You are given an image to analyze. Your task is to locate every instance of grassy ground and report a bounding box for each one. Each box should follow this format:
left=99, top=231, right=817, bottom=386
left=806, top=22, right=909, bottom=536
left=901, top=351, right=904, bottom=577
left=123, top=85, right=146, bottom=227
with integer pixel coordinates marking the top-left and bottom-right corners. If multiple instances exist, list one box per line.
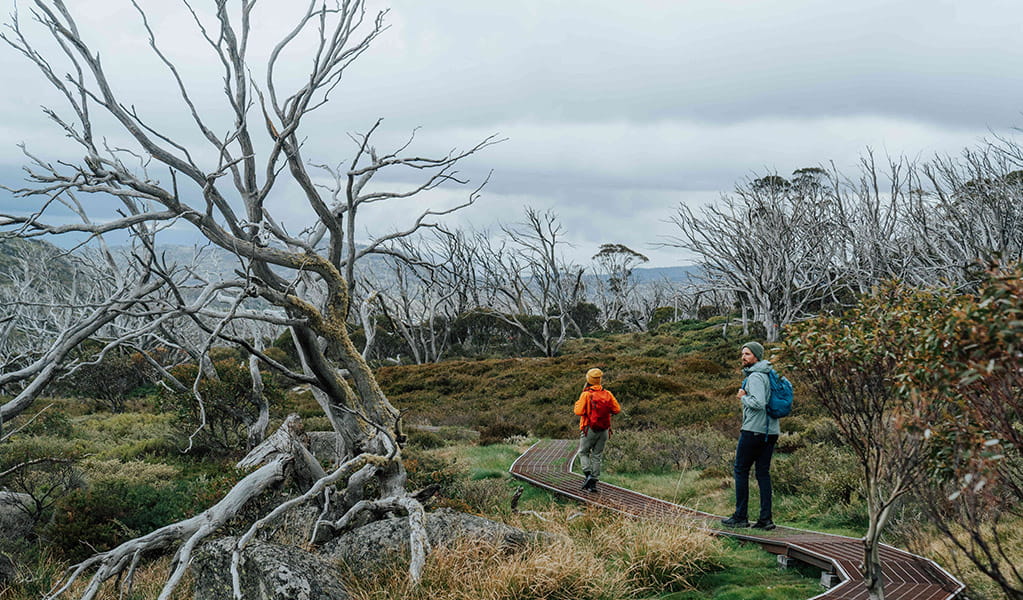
left=406, top=441, right=824, bottom=600
left=2, top=319, right=1015, bottom=599
left=662, top=538, right=822, bottom=600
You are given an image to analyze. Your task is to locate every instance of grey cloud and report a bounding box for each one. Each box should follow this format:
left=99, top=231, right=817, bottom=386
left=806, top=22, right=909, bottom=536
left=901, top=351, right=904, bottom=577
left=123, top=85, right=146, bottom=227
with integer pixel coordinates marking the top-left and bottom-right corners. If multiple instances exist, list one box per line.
left=1, top=0, right=1018, bottom=267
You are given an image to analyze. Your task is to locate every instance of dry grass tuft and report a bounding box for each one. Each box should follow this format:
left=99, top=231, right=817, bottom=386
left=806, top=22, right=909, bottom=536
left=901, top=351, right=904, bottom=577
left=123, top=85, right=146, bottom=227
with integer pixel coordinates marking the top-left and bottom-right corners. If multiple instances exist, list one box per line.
left=344, top=508, right=723, bottom=600
left=591, top=516, right=724, bottom=593
left=3, top=555, right=193, bottom=600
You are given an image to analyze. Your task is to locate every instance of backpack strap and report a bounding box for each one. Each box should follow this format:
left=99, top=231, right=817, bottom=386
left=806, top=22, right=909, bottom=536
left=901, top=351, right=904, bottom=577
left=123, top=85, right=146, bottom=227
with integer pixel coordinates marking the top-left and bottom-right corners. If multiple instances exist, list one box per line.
left=581, top=387, right=593, bottom=435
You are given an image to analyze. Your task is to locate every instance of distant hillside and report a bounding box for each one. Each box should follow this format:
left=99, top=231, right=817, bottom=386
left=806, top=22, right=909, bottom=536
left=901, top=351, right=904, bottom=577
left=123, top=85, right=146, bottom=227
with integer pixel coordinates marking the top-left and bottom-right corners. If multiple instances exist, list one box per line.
left=137, top=244, right=702, bottom=288
left=0, top=237, right=77, bottom=286
left=629, top=265, right=702, bottom=283
left=3, top=241, right=702, bottom=301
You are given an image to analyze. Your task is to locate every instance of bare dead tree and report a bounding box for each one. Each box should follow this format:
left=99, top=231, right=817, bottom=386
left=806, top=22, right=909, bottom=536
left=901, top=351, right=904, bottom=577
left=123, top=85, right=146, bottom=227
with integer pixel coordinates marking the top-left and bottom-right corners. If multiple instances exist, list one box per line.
left=666, top=170, right=844, bottom=342
left=368, top=230, right=482, bottom=364
left=0, top=236, right=170, bottom=429
left=478, top=208, right=585, bottom=357
left=918, top=144, right=1023, bottom=284
left=0, top=1, right=496, bottom=597
left=591, top=243, right=648, bottom=329
left=624, top=276, right=674, bottom=331
left=831, top=152, right=928, bottom=294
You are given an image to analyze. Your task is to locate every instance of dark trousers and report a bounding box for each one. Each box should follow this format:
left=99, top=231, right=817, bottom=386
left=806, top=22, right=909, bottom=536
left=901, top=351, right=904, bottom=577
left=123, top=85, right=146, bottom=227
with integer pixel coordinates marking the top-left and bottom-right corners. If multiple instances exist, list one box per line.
left=732, top=430, right=778, bottom=521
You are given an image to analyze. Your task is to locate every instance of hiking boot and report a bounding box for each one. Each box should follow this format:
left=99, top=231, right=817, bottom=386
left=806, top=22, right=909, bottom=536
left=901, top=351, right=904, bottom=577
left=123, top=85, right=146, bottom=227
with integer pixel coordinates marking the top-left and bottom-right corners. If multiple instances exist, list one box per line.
left=751, top=519, right=776, bottom=531
left=581, top=474, right=594, bottom=491
left=584, top=478, right=599, bottom=492
left=720, top=516, right=749, bottom=528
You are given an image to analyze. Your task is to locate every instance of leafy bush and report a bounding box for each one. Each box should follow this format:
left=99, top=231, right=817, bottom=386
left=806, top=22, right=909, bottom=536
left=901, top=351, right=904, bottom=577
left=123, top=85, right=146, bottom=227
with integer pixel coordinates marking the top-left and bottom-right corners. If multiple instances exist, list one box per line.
left=403, top=447, right=467, bottom=498
left=605, top=427, right=733, bottom=474
left=478, top=421, right=528, bottom=446
left=775, top=416, right=841, bottom=452
left=50, top=350, right=151, bottom=412
left=42, top=468, right=238, bottom=563
left=159, top=360, right=285, bottom=453
left=407, top=429, right=447, bottom=449
left=772, top=443, right=859, bottom=506
left=43, top=481, right=189, bottom=561
left=10, top=409, right=73, bottom=438
left=1, top=436, right=88, bottom=521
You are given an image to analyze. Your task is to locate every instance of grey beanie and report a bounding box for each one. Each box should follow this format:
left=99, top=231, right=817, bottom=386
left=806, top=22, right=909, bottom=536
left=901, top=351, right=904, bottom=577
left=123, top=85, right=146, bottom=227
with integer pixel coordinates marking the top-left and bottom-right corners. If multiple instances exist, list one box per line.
left=742, top=341, right=765, bottom=361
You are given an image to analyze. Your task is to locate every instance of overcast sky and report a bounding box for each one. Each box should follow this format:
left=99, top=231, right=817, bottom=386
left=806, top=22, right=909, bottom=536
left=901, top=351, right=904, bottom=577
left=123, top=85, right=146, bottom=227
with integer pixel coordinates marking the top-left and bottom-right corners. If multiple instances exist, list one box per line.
left=2, top=0, right=1022, bottom=267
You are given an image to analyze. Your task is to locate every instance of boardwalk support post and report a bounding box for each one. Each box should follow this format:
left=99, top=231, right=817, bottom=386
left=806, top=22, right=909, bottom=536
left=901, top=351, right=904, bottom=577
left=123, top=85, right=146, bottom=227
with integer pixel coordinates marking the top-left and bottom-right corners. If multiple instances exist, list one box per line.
left=820, top=571, right=840, bottom=588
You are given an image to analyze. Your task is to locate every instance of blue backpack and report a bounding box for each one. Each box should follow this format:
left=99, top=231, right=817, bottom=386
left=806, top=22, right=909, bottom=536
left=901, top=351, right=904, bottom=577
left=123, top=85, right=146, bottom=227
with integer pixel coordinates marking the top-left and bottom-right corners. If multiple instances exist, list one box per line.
left=765, top=369, right=793, bottom=419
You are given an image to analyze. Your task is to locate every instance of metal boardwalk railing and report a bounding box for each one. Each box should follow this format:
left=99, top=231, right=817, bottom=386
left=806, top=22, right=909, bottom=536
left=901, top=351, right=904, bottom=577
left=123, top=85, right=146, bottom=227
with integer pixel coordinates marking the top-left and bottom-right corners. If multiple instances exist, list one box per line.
left=509, top=438, right=964, bottom=600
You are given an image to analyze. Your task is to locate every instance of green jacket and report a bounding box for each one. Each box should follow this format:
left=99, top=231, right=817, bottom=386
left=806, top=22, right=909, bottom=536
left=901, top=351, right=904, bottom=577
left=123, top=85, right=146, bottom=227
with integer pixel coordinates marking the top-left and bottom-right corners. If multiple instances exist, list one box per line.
left=741, top=360, right=781, bottom=435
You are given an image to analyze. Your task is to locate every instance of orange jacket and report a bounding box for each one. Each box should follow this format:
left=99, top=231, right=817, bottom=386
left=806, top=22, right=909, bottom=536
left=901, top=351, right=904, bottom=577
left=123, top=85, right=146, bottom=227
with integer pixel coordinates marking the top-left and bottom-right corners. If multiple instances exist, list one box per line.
left=574, top=385, right=621, bottom=431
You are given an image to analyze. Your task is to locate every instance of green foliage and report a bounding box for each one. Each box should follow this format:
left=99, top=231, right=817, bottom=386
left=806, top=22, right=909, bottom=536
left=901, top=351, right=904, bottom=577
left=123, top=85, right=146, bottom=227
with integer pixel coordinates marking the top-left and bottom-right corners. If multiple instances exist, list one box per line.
left=773, top=416, right=842, bottom=452
left=903, top=263, right=1023, bottom=479
left=780, top=281, right=953, bottom=468
left=606, top=427, right=734, bottom=474
left=50, top=350, right=151, bottom=412
left=40, top=464, right=240, bottom=563
left=772, top=443, right=859, bottom=506
left=1, top=436, right=89, bottom=521
left=11, top=408, right=73, bottom=438
left=646, top=306, right=676, bottom=330
left=403, top=447, right=468, bottom=501
left=477, top=421, right=528, bottom=446
left=44, top=481, right=190, bottom=561
left=159, top=359, right=285, bottom=454
left=406, top=428, right=447, bottom=449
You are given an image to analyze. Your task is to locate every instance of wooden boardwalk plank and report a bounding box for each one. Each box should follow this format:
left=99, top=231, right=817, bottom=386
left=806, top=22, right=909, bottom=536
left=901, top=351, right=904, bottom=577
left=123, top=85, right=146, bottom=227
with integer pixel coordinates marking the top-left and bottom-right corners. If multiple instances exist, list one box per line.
left=510, top=439, right=964, bottom=600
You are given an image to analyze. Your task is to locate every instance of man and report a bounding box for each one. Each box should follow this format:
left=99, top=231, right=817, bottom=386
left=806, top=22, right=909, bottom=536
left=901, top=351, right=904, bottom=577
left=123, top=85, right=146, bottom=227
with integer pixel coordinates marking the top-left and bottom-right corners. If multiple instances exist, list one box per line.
left=721, top=341, right=779, bottom=530
left=574, top=367, right=621, bottom=493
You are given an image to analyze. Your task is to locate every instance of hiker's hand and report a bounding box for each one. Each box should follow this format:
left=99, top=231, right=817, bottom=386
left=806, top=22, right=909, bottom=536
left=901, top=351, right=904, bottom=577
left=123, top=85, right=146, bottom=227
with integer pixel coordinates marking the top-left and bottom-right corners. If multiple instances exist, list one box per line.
left=736, top=389, right=746, bottom=400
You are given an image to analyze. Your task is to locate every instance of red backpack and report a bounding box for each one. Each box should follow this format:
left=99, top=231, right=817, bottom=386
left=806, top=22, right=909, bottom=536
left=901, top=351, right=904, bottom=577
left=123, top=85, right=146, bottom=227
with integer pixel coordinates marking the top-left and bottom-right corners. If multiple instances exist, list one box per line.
left=584, top=388, right=616, bottom=433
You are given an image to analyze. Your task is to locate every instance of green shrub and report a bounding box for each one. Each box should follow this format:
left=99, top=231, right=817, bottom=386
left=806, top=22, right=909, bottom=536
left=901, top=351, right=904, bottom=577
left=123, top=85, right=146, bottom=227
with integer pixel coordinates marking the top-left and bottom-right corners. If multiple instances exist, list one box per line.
left=773, top=443, right=859, bottom=506
left=43, top=481, right=189, bottom=561
left=42, top=468, right=239, bottom=562
left=159, top=360, right=285, bottom=453
left=605, top=427, right=733, bottom=474
left=403, top=448, right=467, bottom=496
left=407, top=429, right=446, bottom=449
left=478, top=421, right=528, bottom=446
left=11, top=409, right=73, bottom=438
left=1, top=436, right=88, bottom=521
left=50, top=350, right=151, bottom=412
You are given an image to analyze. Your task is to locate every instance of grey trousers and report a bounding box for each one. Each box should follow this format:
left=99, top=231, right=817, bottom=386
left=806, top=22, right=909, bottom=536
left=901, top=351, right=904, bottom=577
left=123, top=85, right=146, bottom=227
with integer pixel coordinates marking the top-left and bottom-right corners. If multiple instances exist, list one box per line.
left=577, top=428, right=609, bottom=478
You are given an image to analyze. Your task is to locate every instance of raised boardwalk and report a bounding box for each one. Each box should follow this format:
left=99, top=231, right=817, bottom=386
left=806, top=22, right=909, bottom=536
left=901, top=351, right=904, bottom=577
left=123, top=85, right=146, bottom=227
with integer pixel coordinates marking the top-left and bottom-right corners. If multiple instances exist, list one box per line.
left=510, top=438, right=964, bottom=600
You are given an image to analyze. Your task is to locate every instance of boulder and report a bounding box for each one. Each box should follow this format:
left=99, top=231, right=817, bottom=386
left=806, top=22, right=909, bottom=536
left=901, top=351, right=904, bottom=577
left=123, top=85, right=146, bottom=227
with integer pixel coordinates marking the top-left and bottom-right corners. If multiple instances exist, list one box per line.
left=319, top=507, right=543, bottom=576
left=193, top=537, right=348, bottom=600
left=0, top=492, right=35, bottom=542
